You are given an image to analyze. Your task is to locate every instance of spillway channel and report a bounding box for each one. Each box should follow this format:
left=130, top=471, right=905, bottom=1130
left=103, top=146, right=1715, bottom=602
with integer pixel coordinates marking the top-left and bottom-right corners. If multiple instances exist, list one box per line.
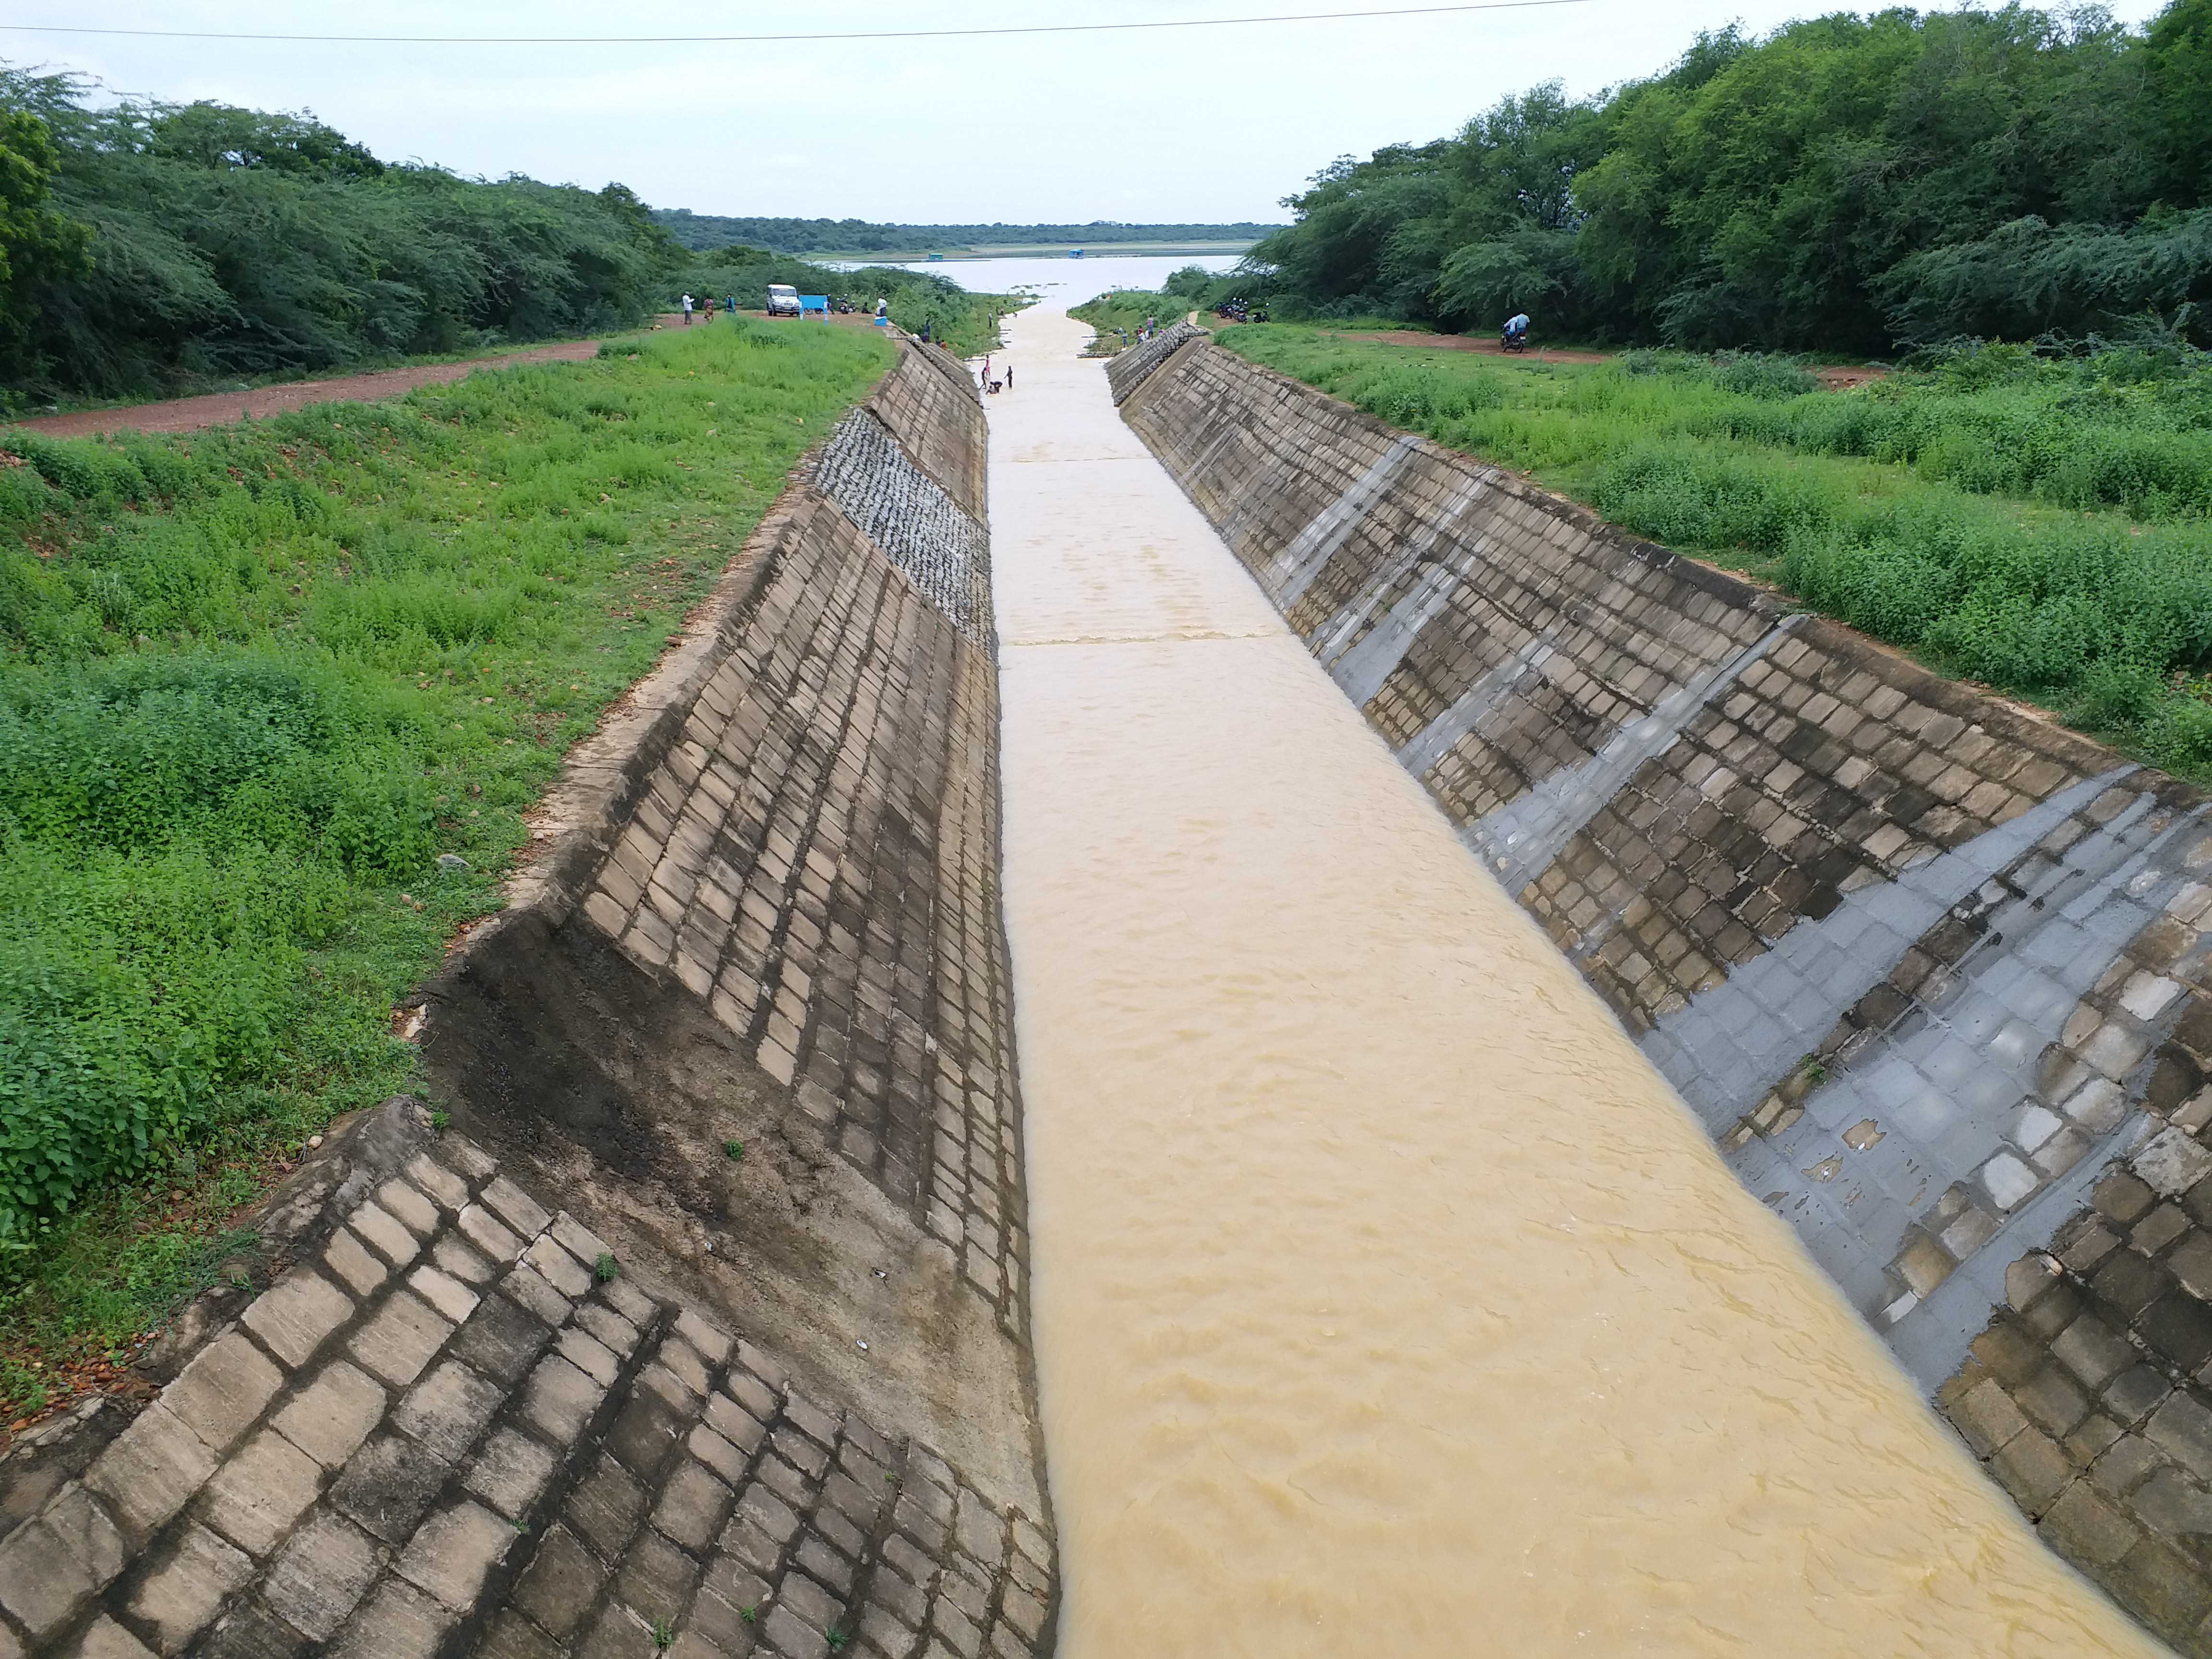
left=986, top=304, right=2162, bottom=1657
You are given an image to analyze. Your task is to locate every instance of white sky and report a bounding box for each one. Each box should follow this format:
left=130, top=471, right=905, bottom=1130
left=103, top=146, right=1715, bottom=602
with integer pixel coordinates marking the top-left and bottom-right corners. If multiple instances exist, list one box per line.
left=5, top=0, right=2176, bottom=225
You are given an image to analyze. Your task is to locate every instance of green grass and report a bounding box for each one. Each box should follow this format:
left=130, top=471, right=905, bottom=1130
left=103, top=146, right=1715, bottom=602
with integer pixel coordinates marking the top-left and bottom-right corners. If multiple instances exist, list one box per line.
left=1222, top=325, right=2212, bottom=779
left=0, top=316, right=893, bottom=1413
left=1069, top=290, right=1178, bottom=351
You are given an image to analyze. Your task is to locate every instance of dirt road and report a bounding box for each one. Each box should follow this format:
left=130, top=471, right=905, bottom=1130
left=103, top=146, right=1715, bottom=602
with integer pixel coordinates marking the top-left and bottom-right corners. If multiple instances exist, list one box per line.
left=13, top=340, right=605, bottom=439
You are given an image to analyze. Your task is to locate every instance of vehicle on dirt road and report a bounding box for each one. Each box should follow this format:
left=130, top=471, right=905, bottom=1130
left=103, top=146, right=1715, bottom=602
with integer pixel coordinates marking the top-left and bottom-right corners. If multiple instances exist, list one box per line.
left=766, top=284, right=800, bottom=317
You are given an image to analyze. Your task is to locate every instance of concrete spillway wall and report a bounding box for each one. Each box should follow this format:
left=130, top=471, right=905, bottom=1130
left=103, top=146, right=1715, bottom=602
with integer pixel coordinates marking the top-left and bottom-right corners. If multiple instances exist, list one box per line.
left=1117, top=334, right=2212, bottom=1648
left=0, top=342, right=1057, bottom=1659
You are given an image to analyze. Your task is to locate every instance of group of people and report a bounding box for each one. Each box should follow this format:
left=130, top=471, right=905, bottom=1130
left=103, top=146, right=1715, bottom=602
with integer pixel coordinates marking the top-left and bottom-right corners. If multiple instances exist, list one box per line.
left=978, top=354, right=1013, bottom=395
left=677, top=293, right=738, bottom=325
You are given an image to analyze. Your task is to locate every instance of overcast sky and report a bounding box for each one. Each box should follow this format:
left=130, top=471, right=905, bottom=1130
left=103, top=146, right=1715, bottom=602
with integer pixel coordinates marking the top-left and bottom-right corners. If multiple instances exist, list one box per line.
left=4, top=0, right=2177, bottom=225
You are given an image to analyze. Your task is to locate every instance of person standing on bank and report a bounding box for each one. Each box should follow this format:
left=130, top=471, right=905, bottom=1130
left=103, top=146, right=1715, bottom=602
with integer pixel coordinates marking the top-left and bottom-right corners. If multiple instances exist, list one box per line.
left=681, top=292, right=694, bottom=326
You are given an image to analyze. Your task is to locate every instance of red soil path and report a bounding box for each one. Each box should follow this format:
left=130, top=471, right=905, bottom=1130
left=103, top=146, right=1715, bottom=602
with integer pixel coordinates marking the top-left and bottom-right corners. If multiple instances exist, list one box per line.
left=16, top=340, right=605, bottom=439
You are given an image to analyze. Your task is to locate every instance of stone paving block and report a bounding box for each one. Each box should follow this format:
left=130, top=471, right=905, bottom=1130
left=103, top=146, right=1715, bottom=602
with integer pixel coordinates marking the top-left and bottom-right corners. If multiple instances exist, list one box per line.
left=377, top=1178, right=442, bottom=1239
left=550, top=1214, right=614, bottom=1269
left=568, top=1455, right=651, bottom=1558
left=272, top=1358, right=389, bottom=1468
left=673, top=1311, right=734, bottom=1365
left=465, top=1425, right=562, bottom=1519
left=512, top=1527, right=606, bottom=1637
left=451, top=1293, right=556, bottom=1386
left=525, top=1236, right=594, bottom=1299
left=735, top=1482, right=801, bottom=1549
left=262, top=1512, right=383, bottom=1641
left=203, top=1428, right=324, bottom=1556
left=691, top=1559, right=771, bottom=1647
left=330, top=1577, right=453, bottom=1659
left=349, top=1202, right=424, bottom=1270
left=1991, top=1424, right=2073, bottom=1515
left=332, top=1431, right=451, bottom=1545
left=193, top=1599, right=308, bottom=1659
left=407, top=1263, right=482, bottom=1325
left=438, top=1134, right=499, bottom=1183
left=397, top=1500, right=517, bottom=1611
left=659, top=1339, right=712, bottom=1397
left=2134, top=1467, right=2212, bottom=1538
left=613, top=1527, right=699, bottom=1623
left=761, top=1605, right=830, bottom=1659
left=558, top=1326, right=622, bottom=1387
left=689, top=1423, right=751, bottom=1483
left=458, top=1203, right=527, bottom=1264
left=159, top=1330, right=285, bottom=1455
left=481, top=1176, right=553, bottom=1240
left=348, top=1291, right=455, bottom=1388
left=796, top=1536, right=854, bottom=1594
left=241, top=1268, right=356, bottom=1369
left=477, top=1610, right=564, bottom=1659
left=0, top=1488, right=120, bottom=1636
left=2153, top=1395, right=2212, bottom=1484
left=576, top=1301, right=643, bottom=1360
left=84, top=1401, right=217, bottom=1539
left=575, top=1600, right=658, bottom=1659
left=73, top=1616, right=157, bottom=1659
left=431, top=1234, right=498, bottom=1288
left=653, top=1459, right=736, bottom=1551
left=391, top=1357, right=505, bottom=1460
left=405, top=1152, right=470, bottom=1212
left=601, top=1277, right=657, bottom=1328
left=325, top=1228, right=393, bottom=1298
left=127, top=1521, right=256, bottom=1653
left=725, top=1370, right=778, bottom=1424
left=520, top=1354, right=605, bottom=1443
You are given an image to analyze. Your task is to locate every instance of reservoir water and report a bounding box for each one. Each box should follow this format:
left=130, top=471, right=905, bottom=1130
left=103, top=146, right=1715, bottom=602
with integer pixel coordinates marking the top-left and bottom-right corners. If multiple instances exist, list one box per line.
left=841, top=252, right=1244, bottom=307
left=985, top=301, right=2161, bottom=1656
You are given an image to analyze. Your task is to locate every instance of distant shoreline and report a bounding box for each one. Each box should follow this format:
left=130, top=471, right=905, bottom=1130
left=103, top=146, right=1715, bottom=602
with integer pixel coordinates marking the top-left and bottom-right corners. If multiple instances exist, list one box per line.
left=811, top=242, right=1258, bottom=263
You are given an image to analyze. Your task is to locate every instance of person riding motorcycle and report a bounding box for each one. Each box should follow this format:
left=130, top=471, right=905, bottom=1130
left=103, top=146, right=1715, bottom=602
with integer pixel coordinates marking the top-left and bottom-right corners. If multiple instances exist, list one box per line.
left=1502, top=312, right=1531, bottom=352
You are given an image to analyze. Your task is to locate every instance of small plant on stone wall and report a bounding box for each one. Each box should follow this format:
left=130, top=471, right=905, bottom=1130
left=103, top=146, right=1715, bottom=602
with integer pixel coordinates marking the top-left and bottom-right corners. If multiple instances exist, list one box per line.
left=826, top=1629, right=851, bottom=1652
left=431, top=1110, right=451, bottom=1132
left=651, top=1617, right=675, bottom=1648
left=740, top=1607, right=758, bottom=1625
left=595, top=1251, right=620, bottom=1282
left=724, top=1139, right=745, bottom=1161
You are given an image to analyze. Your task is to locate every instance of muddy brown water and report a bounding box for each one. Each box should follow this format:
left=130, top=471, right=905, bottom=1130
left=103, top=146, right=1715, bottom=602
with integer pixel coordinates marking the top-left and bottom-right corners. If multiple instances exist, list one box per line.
left=985, top=305, right=2154, bottom=1656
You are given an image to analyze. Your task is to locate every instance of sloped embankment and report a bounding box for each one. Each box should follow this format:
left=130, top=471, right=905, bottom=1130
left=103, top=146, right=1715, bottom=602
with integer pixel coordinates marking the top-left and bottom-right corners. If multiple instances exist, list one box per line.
left=1112, top=330, right=2212, bottom=1651
left=0, top=341, right=1058, bottom=1659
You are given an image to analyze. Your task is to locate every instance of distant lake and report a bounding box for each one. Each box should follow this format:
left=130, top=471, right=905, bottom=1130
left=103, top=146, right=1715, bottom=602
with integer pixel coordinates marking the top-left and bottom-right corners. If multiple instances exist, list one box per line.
left=829, top=252, right=1249, bottom=309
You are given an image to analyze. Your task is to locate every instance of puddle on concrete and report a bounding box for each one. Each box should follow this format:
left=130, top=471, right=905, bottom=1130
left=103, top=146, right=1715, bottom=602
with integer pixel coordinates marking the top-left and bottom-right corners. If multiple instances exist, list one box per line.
left=986, top=306, right=2160, bottom=1656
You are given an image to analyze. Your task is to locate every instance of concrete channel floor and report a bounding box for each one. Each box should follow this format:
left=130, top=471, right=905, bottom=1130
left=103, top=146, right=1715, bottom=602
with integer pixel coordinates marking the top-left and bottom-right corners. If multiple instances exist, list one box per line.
left=982, top=305, right=2165, bottom=1658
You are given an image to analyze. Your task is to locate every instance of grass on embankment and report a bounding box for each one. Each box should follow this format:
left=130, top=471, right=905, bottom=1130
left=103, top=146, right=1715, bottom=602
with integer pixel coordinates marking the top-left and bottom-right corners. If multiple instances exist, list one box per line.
left=0, top=317, right=895, bottom=1418
left=1069, top=291, right=1186, bottom=350
left=1223, top=326, right=2212, bottom=781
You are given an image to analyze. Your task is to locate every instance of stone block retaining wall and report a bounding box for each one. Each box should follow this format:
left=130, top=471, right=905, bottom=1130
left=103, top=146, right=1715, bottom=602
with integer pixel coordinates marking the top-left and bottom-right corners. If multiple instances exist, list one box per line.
left=0, top=344, right=1056, bottom=1659
left=0, top=1104, right=1050, bottom=1659
left=1117, top=334, right=2212, bottom=1650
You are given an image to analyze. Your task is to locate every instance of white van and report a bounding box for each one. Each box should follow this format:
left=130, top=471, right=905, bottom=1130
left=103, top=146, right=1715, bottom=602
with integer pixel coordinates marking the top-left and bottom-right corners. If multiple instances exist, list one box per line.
left=766, top=285, right=800, bottom=318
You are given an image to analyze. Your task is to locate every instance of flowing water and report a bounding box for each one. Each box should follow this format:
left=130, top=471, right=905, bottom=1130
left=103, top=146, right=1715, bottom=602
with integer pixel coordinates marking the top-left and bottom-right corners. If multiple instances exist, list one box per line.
left=984, top=304, right=2163, bottom=1658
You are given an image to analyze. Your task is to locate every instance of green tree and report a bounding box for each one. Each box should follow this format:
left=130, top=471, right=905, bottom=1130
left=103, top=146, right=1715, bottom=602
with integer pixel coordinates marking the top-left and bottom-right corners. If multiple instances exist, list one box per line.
left=0, top=105, right=90, bottom=387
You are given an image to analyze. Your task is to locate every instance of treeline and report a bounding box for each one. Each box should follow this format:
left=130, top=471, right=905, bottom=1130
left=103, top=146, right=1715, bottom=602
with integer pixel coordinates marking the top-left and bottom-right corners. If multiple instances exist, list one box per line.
left=1249, top=1, right=2212, bottom=353
left=653, top=212, right=1282, bottom=253
left=0, top=71, right=1000, bottom=405
left=0, top=69, right=688, bottom=403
